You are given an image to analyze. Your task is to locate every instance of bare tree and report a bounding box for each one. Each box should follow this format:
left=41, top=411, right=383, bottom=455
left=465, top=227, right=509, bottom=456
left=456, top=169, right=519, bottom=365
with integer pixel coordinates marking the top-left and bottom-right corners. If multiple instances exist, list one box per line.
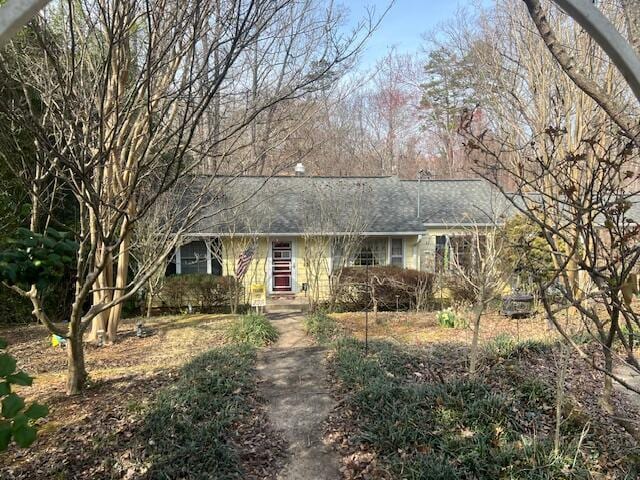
left=522, top=0, right=640, bottom=143
left=447, top=211, right=507, bottom=374
left=0, top=0, right=371, bottom=394
left=130, top=191, right=181, bottom=318
left=455, top=1, right=640, bottom=436
left=299, top=180, right=371, bottom=309
left=464, top=114, right=640, bottom=439
left=213, top=185, right=276, bottom=314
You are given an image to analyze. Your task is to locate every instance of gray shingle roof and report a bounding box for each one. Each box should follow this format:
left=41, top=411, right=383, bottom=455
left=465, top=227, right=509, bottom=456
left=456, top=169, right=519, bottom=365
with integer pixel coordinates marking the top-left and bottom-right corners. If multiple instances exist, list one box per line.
left=190, top=175, right=507, bottom=235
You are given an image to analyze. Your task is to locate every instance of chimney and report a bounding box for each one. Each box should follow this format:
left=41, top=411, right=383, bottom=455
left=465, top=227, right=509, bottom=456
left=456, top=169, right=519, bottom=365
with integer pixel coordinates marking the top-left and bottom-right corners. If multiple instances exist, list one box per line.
left=294, top=162, right=306, bottom=176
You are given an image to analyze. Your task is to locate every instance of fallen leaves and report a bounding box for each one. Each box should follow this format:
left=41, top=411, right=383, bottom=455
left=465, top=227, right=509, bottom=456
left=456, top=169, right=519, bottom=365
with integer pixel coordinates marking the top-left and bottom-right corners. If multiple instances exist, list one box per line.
left=0, top=314, right=285, bottom=479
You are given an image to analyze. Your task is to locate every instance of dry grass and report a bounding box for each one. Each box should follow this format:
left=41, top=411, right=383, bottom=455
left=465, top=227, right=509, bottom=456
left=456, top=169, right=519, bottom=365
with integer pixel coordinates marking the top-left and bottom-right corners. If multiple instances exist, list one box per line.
left=0, top=314, right=240, bottom=479
left=2, top=314, right=234, bottom=389
left=330, top=310, right=573, bottom=347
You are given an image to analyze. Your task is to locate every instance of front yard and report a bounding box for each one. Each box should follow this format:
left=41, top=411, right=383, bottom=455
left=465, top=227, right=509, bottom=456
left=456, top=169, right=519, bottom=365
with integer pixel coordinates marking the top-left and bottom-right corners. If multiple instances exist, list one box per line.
left=331, top=310, right=563, bottom=347
left=323, top=310, right=640, bottom=479
left=0, top=314, right=285, bottom=479
left=3, top=308, right=640, bottom=479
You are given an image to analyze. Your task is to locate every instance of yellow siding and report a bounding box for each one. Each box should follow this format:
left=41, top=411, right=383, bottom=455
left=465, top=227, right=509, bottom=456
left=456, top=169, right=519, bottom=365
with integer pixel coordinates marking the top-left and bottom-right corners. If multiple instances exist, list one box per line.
left=221, top=236, right=333, bottom=301
left=220, top=234, right=429, bottom=302
left=296, top=237, right=332, bottom=301
left=221, top=237, right=269, bottom=303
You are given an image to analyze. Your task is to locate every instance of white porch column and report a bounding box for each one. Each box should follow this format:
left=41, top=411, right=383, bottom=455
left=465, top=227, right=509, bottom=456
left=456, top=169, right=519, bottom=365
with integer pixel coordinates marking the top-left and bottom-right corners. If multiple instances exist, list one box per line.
left=175, top=245, right=182, bottom=274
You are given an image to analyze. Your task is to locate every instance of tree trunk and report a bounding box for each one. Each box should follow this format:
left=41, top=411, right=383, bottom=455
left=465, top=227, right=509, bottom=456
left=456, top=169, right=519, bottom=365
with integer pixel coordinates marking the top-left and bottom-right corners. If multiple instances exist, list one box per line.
left=106, top=227, right=132, bottom=342
left=601, top=307, right=619, bottom=413
left=66, top=327, right=86, bottom=395
left=89, top=242, right=113, bottom=342
left=146, top=291, right=153, bottom=318
left=621, top=0, right=640, bottom=53
left=469, top=304, right=483, bottom=374
left=554, top=343, right=568, bottom=454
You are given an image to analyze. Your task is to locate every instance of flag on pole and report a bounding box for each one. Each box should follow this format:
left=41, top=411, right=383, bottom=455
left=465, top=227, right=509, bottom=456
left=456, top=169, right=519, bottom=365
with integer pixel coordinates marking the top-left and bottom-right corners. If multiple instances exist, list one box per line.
left=236, top=243, right=256, bottom=279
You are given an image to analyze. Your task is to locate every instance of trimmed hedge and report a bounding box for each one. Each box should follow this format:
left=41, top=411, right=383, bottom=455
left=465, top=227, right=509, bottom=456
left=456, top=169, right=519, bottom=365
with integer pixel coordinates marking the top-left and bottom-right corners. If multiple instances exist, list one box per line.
left=334, top=266, right=434, bottom=312
left=157, top=274, right=238, bottom=312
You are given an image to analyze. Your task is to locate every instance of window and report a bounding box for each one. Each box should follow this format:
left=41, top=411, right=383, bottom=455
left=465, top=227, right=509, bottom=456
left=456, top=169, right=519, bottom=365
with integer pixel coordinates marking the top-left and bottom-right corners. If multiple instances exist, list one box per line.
left=209, top=239, right=223, bottom=275
left=352, top=238, right=387, bottom=266
left=390, top=238, right=404, bottom=267
left=435, top=235, right=448, bottom=273
left=180, top=241, right=208, bottom=274
left=450, top=236, right=473, bottom=272
left=178, top=239, right=223, bottom=275
left=447, top=235, right=487, bottom=273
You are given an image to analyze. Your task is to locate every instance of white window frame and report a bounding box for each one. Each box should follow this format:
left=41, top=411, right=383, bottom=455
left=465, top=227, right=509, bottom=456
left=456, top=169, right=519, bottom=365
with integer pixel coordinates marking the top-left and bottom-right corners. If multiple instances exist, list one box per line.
left=176, top=240, right=209, bottom=275
left=389, top=237, right=405, bottom=268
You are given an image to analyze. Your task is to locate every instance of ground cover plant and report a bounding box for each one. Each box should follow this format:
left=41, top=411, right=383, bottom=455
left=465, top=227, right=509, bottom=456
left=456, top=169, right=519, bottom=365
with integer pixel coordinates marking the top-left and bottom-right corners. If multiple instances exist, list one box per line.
left=0, top=314, right=284, bottom=479
left=141, top=344, right=284, bottom=479
left=325, top=325, right=640, bottom=479
left=304, top=311, right=341, bottom=344
left=227, top=313, right=279, bottom=347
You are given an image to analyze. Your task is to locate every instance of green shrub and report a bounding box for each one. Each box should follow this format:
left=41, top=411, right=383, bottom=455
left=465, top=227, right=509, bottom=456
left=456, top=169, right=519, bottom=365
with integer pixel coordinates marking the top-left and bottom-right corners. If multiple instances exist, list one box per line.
left=142, top=344, right=256, bottom=478
left=436, top=308, right=468, bottom=329
left=485, top=333, right=517, bottom=358
left=0, top=338, right=48, bottom=451
left=335, top=266, right=434, bottom=312
left=158, top=274, right=238, bottom=312
left=227, top=313, right=278, bottom=347
left=304, top=311, right=340, bottom=344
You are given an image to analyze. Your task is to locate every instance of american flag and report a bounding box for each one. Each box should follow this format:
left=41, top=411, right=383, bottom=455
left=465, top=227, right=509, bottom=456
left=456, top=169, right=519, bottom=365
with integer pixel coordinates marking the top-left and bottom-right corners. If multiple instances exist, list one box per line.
left=236, top=243, right=256, bottom=279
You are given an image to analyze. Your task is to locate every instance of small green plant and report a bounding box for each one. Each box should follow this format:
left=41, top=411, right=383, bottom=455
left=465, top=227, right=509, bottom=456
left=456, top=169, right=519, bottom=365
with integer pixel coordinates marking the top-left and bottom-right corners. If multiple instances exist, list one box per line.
left=227, top=313, right=278, bottom=347
left=486, top=335, right=552, bottom=360
left=304, top=311, right=339, bottom=344
left=485, top=333, right=517, bottom=358
left=142, top=344, right=258, bottom=478
left=0, top=337, right=48, bottom=451
left=436, top=308, right=467, bottom=329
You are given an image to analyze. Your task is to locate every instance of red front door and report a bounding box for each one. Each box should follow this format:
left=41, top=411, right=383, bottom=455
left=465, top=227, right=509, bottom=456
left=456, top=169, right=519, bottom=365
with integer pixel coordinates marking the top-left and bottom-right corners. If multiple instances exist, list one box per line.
left=272, top=241, right=292, bottom=292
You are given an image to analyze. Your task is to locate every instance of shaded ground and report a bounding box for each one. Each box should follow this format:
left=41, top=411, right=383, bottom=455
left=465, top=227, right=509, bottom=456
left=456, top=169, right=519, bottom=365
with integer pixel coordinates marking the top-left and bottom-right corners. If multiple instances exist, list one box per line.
left=0, top=314, right=284, bottom=479
left=325, top=311, right=640, bottom=479
left=256, top=312, right=341, bottom=480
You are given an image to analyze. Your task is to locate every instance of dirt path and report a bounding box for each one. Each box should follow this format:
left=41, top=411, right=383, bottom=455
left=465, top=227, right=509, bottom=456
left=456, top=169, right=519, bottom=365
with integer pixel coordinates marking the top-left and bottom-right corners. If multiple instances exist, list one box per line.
left=256, top=312, right=341, bottom=480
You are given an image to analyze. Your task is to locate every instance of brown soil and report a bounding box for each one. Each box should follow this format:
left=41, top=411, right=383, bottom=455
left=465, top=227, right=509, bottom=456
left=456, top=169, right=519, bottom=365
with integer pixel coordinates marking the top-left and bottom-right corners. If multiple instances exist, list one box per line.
left=0, top=315, right=282, bottom=479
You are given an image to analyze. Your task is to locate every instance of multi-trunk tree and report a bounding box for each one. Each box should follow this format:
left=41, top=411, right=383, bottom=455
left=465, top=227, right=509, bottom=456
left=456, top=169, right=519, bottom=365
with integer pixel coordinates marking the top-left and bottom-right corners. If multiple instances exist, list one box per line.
left=0, top=0, right=369, bottom=394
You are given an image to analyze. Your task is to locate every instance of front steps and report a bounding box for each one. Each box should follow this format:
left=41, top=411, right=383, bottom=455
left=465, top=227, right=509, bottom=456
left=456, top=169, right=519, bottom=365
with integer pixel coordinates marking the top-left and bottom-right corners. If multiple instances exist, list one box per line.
left=264, top=294, right=309, bottom=314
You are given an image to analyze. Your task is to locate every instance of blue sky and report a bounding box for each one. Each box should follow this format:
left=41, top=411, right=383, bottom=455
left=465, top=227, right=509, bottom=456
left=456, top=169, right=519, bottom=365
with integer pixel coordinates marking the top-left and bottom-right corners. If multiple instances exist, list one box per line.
left=347, top=0, right=479, bottom=68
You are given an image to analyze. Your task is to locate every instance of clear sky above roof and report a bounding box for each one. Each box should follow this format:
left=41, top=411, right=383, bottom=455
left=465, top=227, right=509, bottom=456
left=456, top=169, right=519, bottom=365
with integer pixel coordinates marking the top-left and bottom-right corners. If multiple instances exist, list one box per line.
left=348, top=0, right=486, bottom=68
